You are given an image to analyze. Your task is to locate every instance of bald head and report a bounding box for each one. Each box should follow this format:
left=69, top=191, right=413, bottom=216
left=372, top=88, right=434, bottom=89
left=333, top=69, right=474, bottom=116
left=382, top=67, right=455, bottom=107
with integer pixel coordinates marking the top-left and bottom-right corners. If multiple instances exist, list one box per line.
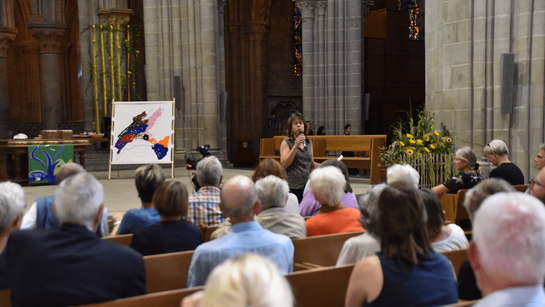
left=56, top=163, right=86, bottom=184
left=221, top=175, right=259, bottom=221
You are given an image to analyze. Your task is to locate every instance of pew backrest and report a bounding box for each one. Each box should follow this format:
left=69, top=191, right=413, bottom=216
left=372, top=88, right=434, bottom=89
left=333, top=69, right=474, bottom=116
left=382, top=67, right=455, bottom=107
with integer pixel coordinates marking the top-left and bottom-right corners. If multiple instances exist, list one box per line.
left=144, top=250, right=194, bottom=293
left=77, top=287, right=204, bottom=307
left=441, top=248, right=468, bottom=277
left=292, top=231, right=364, bottom=266
left=103, top=234, right=133, bottom=247
left=0, top=289, right=10, bottom=307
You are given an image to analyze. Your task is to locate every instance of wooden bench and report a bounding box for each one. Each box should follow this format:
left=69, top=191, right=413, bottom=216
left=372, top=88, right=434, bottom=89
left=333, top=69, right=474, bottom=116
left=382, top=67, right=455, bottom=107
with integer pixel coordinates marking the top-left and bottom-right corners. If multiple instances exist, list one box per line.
left=514, top=184, right=529, bottom=192
left=103, top=234, right=133, bottom=247
left=292, top=231, right=364, bottom=267
left=0, top=289, right=10, bottom=307
left=441, top=248, right=468, bottom=277
left=440, top=189, right=470, bottom=224
left=78, top=265, right=355, bottom=307
left=259, top=135, right=387, bottom=183
left=144, top=250, right=194, bottom=293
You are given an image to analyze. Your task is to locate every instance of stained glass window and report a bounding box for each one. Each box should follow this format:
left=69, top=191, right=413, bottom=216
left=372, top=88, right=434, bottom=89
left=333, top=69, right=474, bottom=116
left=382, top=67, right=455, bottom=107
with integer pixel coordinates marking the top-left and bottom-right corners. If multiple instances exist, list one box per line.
left=294, top=6, right=302, bottom=76
left=398, top=0, right=420, bottom=40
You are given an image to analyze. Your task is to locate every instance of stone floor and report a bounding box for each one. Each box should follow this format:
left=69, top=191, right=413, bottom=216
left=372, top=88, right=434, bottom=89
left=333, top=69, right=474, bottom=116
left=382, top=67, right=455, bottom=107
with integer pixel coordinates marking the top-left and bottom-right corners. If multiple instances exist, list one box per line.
left=21, top=167, right=372, bottom=216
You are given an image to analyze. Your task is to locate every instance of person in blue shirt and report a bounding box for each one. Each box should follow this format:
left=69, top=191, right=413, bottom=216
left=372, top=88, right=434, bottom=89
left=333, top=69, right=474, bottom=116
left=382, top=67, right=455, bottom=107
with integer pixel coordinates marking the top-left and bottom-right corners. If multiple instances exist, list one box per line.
left=187, top=175, right=294, bottom=287
left=113, top=164, right=165, bottom=235
left=469, top=192, right=545, bottom=307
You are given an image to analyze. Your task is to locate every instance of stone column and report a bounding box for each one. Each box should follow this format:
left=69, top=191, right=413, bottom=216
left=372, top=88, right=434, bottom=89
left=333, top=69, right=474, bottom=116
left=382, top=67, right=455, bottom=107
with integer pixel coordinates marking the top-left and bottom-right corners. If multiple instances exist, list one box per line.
left=0, top=28, right=17, bottom=138
left=297, top=1, right=318, bottom=122
left=28, top=26, right=66, bottom=130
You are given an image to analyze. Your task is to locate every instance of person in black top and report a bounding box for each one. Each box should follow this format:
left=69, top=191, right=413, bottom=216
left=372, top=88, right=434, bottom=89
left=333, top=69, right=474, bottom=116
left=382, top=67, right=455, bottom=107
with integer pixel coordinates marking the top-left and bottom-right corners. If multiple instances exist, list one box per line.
left=432, top=147, right=481, bottom=196
left=305, top=120, right=314, bottom=135
left=131, top=181, right=203, bottom=256
left=484, top=139, right=524, bottom=185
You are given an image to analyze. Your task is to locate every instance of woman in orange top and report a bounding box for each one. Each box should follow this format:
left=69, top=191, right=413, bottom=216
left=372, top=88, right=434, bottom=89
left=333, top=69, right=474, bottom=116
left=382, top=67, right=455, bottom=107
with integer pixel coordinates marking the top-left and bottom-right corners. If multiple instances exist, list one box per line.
left=305, top=166, right=364, bottom=236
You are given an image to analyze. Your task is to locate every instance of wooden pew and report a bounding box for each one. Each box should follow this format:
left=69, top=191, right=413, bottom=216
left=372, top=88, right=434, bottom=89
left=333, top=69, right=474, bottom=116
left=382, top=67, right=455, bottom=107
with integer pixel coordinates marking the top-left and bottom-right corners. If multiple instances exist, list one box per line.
left=292, top=231, right=364, bottom=266
left=144, top=250, right=194, bottom=293
left=441, top=300, right=476, bottom=307
left=440, top=189, right=470, bottom=224
left=103, top=234, right=133, bottom=247
left=441, top=248, right=468, bottom=277
left=78, top=287, right=204, bottom=307
left=514, top=184, right=529, bottom=192
left=78, top=265, right=356, bottom=307
left=0, top=289, right=10, bottom=307
left=287, top=264, right=355, bottom=307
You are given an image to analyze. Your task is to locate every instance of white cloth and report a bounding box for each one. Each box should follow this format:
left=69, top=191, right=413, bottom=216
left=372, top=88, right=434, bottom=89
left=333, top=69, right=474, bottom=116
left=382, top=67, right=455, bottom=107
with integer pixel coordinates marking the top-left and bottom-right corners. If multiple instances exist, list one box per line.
left=336, top=232, right=381, bottom=266
left=472, top=284, right=545, bottom=307
left=21, top=201, right=110, bottom=237
left=284, top=193, right=299, bottom=214
left=430, top=224, right=469, bottom=253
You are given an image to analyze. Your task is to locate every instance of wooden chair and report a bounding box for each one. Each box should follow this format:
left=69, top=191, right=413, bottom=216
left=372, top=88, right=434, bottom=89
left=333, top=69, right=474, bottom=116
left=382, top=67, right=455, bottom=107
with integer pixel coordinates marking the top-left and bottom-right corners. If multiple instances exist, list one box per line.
left=78, top=287, right=204, bottom=307
left=292, top=231, right=364, bottom=266
left=0, top=289, right=10, bottom=307
left=440, top=300, right=476, bottom=307
left=144, top=250, right=194, bottom=293
left=286, top=264, right=355, bottom=307
left=103, top=234, right=133, bottom=247
left=441, top=248, right=468, bottom=277
left=514, top=184, right=529, bottom=192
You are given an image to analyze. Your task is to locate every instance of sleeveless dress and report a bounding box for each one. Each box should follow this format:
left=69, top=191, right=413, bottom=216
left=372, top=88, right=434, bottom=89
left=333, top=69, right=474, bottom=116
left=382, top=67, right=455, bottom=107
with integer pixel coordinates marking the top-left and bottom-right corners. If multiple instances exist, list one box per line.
left=364, top=252, right=458, bottom=307
left=283, top=137, right=312, bottom=190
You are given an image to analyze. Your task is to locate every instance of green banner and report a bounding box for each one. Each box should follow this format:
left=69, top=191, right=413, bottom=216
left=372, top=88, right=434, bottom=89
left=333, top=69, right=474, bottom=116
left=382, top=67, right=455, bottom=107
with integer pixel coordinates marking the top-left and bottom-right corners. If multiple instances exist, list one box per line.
left=28, top=145, right=74, bottom=184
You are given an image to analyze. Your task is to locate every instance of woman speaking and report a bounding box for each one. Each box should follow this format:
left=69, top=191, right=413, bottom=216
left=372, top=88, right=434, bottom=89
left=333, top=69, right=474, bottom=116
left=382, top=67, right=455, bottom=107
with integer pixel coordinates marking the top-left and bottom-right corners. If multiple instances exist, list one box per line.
left=280, top=112, right=319, bottom=202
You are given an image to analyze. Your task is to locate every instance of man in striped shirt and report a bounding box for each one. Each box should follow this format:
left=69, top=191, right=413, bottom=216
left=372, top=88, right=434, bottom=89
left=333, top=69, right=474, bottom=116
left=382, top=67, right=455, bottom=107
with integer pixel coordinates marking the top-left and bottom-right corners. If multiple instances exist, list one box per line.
left=186, top=156, right=224, bottom=227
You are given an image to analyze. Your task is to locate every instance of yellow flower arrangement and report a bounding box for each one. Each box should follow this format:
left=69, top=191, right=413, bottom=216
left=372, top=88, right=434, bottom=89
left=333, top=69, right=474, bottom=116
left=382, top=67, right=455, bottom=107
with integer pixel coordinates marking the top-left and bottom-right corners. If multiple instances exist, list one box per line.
left=417, top=139, right=423, bottom=145
left=400, top=141, right=405, bottom=146
left=410, top=139, right=416, bottom=144
left=424, top=135, right=430, bottom=142
left=430, top=144, right=436, bottom=149
left=407, top=133, right=414, bottom=138
left=425, top=147, right=430, bottom=153
left=446, top=138, right=452, bottom=143
left=434, top=131, right=440, bottom=136
left=407, top=149, right=414, bottom=155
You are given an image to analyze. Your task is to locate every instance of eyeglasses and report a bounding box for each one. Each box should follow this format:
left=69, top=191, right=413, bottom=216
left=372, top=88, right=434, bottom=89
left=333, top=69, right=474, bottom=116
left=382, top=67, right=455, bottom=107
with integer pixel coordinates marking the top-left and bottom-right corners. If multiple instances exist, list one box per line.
left=529, top=178, right=545, bottom=189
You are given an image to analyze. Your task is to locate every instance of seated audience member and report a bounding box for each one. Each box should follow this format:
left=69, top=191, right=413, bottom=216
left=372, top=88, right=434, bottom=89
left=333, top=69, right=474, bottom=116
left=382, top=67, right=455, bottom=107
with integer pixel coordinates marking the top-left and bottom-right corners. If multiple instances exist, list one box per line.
left=186, top=156, right=224, bottom=227
left=534, top=143, right=545, bottom=171
left=317, top=126, right=325, bottom=135
left=21, top=163, right=109, bottom=237
left=3, top=173, right=146, bottom=306
left=211, top=175, right=306, bottom=240
left=421, top=189, right=468, bottom=252
left=484, top=139, right=524, bottom=185
left=458, top=178, right=515, bottom=300
left=432, top=147, right=481, bottom=196
left=130, top=181, right=203, bottom=256
left=0, top=182, right=25, bottom=289
left=305, top=167, right=364, bottom=236
left=252, top=158, right=298, bottom=214
left=337, top=183, right=387, bottom=266
left=345, top=182, right=458, bottom=307
left=182, top=254, right=294, bottom=307
left=299, top=160, right=358, bottom=217
left=387, top=164, right=419, bottom=188
left=529, top=167, right=545, bottom=204
left=114, top=164, right=165, bottom=235
left=187, top=175, right=294, bottom=287
left=468, top=192, right=545, bottom=307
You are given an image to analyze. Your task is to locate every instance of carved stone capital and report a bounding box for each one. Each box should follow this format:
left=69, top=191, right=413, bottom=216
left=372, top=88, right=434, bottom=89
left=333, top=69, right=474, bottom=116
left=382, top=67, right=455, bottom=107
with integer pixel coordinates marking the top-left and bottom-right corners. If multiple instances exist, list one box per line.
left=218, top=0, right=227, bottom=14
left=18, top=40, right=40, bottom=55
left=296, top=2, right=317, bottom=19
left=29, top=27, right=66, bottom=54
left=362, top=0, right=375, bottom=16
left=0, top=28, right=18, bottom=58
left=317, top=2, right=328, bottom=16
left=97, top=8, right=133, bottom=26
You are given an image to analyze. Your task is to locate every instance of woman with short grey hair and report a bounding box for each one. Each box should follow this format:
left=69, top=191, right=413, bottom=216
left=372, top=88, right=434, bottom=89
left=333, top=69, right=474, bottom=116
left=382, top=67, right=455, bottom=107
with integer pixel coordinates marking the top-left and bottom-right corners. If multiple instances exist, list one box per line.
left=483, top=139, right=524, bottom=185
left=432, top=147, right=481, bottom=196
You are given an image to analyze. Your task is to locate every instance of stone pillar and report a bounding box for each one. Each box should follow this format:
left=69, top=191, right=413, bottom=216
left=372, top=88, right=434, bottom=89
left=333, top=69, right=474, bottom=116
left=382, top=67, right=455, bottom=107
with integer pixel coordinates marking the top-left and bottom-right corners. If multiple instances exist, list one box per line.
left=28, top=26, right=66, bottom=129
left=296, top=0, right=371, bottom=135
left=0, top=28, right=17, bottom=139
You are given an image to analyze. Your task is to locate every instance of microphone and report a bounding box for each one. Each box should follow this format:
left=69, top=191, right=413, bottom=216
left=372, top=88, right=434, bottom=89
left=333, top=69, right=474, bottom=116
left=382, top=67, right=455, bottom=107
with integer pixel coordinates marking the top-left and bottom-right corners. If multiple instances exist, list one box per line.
left=300, top=130, right=306, bottom=149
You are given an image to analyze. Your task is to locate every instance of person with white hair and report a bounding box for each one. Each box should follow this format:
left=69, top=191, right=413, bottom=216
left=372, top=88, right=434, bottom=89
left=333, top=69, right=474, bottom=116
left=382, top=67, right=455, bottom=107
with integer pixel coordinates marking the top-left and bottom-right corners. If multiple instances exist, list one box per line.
left=305, top=167, right=364, bottom=236
left=484, top=139, right=524, bottom=185
left=432, top=147, right=481, bottom=196
left=336, top=183, right=387, bottom=265
left=387, top=164, right=419, bottom=188
left=210, top=175, right=306, bottom=240
left=20, top=162, right=110, bottom=237
left=2, top=173, right=147, bottom=306
left=0, top=181, right=25, bottom=289
left=468, top=192, right=545, bottom=306
left=182, top=253, right=294, bottom=307
left=186, top=156, right=224, bottom=227
left=187, top=175, right=294, bottom=287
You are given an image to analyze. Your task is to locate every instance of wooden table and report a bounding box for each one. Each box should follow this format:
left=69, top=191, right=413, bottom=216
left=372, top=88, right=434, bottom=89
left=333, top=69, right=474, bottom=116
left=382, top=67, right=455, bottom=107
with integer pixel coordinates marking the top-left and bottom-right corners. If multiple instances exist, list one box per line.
left=0, top=138, right=107, bottom=182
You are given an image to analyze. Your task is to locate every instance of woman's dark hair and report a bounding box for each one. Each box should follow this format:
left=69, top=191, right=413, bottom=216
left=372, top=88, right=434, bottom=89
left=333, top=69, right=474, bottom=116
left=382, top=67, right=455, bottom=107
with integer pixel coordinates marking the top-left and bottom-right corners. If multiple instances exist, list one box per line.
left=317, top=126, right=325, bottom=135
left=344, top=124, right=351, bottom=131
left=377, top=182, right=431, bottom=264
left=420, top=189, right=444, bottom=240
left=152, top=181, right=189, bottom=218
left=320, top=160, right=353, bottom=193
left=286, top=112, right=306, bottom=138
left=252, top=158, right=286, bottom=182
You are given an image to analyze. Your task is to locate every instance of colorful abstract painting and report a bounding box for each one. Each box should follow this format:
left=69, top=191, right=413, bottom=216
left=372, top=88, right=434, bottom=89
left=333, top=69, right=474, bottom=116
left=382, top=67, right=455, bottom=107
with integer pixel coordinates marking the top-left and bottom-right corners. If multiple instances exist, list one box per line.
left=28, top=145, right=74, bottom=184
left=111, top=101, right=174, bottom=164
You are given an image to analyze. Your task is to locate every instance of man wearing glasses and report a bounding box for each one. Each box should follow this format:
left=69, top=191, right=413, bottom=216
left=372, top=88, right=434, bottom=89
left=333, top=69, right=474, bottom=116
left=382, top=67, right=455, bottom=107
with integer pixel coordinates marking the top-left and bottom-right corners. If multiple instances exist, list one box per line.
left=529, top=169, right=545, bottom=204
